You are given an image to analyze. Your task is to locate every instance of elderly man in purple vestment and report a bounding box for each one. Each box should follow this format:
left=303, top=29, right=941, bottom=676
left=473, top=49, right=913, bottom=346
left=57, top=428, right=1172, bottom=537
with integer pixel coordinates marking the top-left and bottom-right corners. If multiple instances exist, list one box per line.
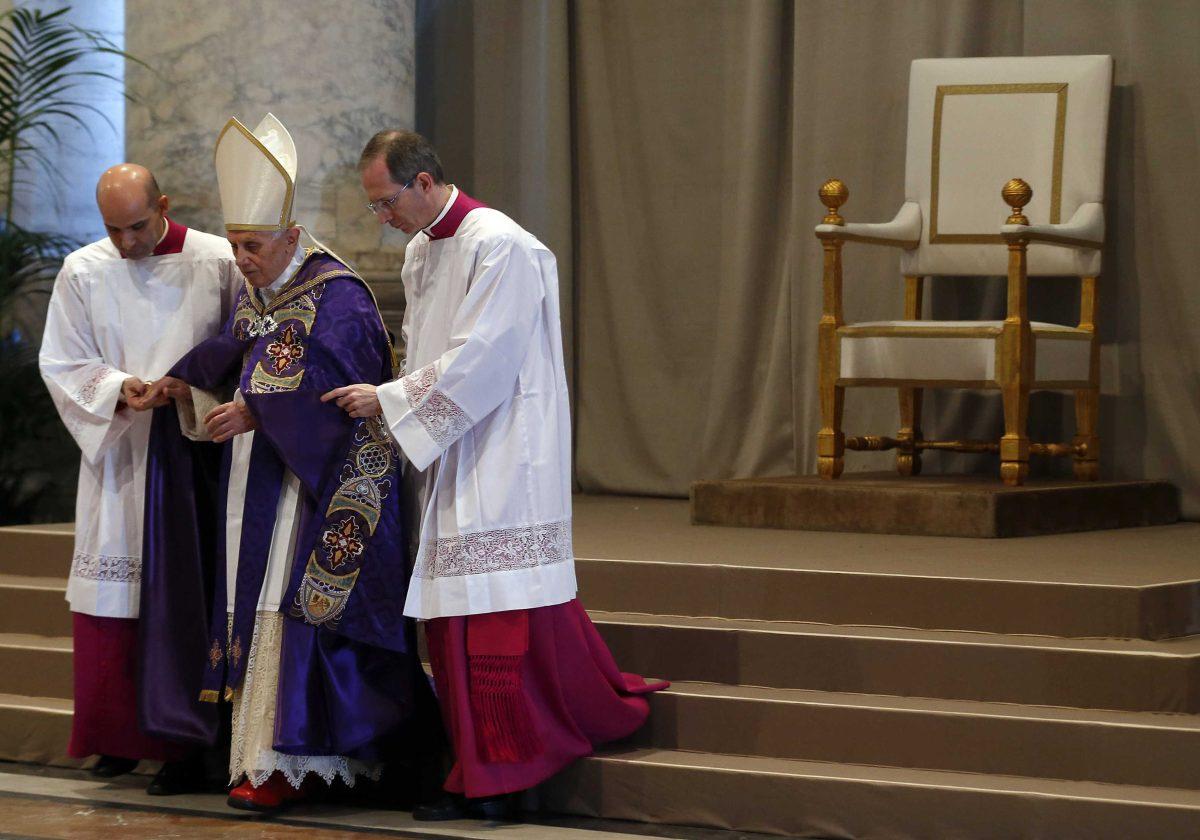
left=148, top=114, right=435, bottom=814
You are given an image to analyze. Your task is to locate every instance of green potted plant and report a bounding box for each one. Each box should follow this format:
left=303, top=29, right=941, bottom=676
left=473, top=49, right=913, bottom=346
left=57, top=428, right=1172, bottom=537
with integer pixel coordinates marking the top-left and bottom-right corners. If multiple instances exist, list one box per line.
left=0, top=6, right=135, bottom=523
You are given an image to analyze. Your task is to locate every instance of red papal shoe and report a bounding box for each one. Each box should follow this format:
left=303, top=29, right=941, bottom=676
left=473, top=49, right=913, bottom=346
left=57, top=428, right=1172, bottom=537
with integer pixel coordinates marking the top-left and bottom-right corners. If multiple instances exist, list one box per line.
left=226, top=771, right=308, bottom=814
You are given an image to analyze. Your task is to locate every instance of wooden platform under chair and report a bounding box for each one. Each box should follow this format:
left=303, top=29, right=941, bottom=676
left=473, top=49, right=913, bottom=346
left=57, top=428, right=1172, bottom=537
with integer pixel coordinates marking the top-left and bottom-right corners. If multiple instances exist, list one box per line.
left=3, top=496, right=1200, bottom=838
left=691, top=472, right=1180, bottom=538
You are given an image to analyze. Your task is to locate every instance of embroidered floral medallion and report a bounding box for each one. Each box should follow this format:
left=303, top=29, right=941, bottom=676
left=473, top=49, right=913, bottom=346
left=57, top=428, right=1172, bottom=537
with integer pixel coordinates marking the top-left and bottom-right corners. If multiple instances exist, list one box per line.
left=322, top=517, right=365, bottom=569
left=265, top=324, right=305, bottom=375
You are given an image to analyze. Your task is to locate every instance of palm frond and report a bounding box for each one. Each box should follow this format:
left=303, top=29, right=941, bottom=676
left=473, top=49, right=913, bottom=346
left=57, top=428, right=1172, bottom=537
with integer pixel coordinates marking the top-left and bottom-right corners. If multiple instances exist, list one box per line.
left=0, top=6, right=140, bottom=522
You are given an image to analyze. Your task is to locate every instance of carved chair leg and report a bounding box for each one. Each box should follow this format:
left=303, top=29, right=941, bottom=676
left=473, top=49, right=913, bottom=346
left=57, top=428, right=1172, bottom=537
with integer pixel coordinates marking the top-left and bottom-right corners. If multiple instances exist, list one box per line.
left=1000, top=383, right=1030, bottom=486
left=897, top=274, right=924, bottom=477
left=818, top=384, right=845, bottom=479
left=897, top=387, right=923, bottom=476
left=1073, top=387, right=1100, bottom=481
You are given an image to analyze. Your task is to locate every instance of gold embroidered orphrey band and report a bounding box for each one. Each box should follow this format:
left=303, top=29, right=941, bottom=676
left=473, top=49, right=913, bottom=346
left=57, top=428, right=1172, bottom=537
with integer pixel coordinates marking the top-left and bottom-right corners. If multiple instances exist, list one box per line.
left=929, top=82, right=1068, bottom=244
left=241, top=248, right=398, bottom=374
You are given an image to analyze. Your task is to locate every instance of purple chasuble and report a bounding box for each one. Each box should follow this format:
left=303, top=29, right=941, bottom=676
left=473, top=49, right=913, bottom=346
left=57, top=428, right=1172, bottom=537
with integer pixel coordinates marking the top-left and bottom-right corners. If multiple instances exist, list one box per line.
left=148, top=250, right=432, bottom=759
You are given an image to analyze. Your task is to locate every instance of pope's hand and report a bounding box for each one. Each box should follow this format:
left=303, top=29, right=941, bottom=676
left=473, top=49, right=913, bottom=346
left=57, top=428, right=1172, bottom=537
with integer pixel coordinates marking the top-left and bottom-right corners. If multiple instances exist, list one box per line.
left=204, top=401, right=257, bottom=442
left=321, top=384, right=382, bottom=418
left=120, top=376, right=149, bottom=410
left=142, top=376, right=191, bottom=409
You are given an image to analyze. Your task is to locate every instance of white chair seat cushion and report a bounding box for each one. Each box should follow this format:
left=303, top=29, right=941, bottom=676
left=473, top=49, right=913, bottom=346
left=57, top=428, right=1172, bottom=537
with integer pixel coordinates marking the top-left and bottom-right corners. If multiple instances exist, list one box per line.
left=838, top=320, right=1091, bottom=384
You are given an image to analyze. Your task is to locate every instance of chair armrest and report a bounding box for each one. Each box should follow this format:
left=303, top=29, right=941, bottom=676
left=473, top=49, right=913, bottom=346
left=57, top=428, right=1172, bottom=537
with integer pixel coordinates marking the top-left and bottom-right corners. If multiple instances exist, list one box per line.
left=815, top=201, right=921, bottom=249
left=1002, top=202, right=1104, bottom=249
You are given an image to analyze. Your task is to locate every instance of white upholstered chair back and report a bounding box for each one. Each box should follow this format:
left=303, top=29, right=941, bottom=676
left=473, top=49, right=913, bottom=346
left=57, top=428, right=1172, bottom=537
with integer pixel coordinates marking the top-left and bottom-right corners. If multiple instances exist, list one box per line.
left=901, top=55, right=1113, bottom=278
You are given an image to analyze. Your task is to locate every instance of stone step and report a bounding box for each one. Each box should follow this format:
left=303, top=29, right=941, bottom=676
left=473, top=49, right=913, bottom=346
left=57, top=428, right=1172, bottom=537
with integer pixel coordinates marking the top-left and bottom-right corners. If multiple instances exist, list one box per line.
left=574, top=497, right=1200, bottom=640
left=542, top=748, right=1200, bottom=839
left=591, top=611, right=1200, bottom=713
left=0, top=575, right=70, bottom=637
left=0, top=693, right=77, bottom=767
left=0, top=635, right=73, bottom=700
left=11, top=519, right=1200, bottom=640
left=638, top=682, right=1200, bottom=790
left=578, top=556, right=1200, bottom=639
left=0, top=526, right=72, bottom=579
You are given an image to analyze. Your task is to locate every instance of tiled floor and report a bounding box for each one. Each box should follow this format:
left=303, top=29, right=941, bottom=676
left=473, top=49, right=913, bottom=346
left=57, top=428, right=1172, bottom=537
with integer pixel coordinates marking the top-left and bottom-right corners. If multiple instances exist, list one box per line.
left=0, top=764, right=784, bottom=840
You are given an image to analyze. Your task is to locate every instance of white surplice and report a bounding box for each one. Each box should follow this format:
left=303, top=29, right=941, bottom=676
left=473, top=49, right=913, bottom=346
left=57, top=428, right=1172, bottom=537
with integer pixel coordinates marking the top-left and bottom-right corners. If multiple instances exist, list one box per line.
left=39, top=229, right=239, bottom=618
left=377, top=189, right=576, bottom=620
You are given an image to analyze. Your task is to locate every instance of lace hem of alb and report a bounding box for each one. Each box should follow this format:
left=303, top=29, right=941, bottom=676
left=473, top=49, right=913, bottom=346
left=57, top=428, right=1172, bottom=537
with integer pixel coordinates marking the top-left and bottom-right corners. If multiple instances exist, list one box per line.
left=229, top=611, right=380, bottom=789
left=416, top=518, right=573, bottom=579
left=401, top=363, right=472, bottom=448
left=71, top=551, right=140, bottom=583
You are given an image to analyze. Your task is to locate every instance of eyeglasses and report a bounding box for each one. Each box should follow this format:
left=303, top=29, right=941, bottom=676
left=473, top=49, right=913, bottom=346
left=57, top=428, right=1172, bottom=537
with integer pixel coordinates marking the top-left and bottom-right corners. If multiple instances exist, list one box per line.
left=366, top=179, right=414, bottom=215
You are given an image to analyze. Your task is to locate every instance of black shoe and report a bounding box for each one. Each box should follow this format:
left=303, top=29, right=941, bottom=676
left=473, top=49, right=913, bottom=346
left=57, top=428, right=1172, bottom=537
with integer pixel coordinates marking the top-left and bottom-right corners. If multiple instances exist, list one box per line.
left=470, top=793, right=520, bottom=821
left=412, top=794, right=470, bottom=821
left=91, top=755, right=138, bottom=778
left=146, top=756, right=207, bottom=796
left=412, top=793, right=520, bottom=822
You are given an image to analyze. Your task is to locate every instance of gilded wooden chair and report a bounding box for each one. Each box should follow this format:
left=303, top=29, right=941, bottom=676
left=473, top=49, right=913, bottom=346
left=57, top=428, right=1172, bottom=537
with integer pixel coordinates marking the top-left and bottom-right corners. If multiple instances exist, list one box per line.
left=814, top=55, right=1113, bottom=486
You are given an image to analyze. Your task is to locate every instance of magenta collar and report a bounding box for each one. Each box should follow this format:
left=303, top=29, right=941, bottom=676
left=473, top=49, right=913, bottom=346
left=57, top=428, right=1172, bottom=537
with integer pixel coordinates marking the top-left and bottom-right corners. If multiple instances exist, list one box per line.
left=152, top=216, right=188, bottom=256
left=426, top=189, right=488, bottom=240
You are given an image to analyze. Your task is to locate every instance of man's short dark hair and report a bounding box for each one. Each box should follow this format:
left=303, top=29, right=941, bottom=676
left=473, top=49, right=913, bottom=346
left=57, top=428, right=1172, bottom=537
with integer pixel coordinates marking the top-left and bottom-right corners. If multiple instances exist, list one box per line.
left=359, top=130, right=445, bottom=185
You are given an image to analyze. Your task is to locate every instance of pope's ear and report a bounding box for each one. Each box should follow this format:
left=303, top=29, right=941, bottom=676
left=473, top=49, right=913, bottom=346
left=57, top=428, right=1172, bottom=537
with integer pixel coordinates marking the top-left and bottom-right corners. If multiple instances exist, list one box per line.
left=286, top=226, right=302, bottom=247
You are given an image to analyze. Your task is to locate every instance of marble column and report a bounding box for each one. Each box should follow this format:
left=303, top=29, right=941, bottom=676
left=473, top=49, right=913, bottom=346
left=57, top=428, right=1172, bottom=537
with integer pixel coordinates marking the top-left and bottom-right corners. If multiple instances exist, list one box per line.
left=124, top=0, right=414, bottom=325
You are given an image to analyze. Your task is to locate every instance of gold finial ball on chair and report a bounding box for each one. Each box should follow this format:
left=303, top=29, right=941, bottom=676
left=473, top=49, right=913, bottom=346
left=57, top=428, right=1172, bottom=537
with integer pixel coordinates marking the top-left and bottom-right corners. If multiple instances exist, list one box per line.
left=819, top=179, right=848, bottom=225
left=1002, top=178, right=1032, bottom=225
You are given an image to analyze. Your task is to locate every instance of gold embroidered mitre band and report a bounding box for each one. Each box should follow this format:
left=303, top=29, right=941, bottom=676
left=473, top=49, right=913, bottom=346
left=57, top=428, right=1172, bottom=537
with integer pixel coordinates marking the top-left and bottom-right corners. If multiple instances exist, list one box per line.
left=214, top=113, right=297, bottom=232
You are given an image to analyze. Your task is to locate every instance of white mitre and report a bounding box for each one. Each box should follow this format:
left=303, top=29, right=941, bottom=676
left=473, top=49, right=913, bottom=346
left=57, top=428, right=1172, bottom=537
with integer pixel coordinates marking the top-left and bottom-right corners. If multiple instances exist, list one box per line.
left=214, top=113, right=298, bottom=232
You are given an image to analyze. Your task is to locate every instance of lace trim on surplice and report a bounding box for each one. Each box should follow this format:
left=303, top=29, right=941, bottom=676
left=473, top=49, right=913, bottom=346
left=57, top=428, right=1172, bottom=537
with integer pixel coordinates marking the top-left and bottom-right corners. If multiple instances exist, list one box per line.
left=228, top=610, right=380, bottom=789
left=71, top=551, right=140, bottom=583
left=415, top=518, right=573, bottom=580
left=73, top=365, right=113, bottom=407
left=400, top=363, right=472, bottom=448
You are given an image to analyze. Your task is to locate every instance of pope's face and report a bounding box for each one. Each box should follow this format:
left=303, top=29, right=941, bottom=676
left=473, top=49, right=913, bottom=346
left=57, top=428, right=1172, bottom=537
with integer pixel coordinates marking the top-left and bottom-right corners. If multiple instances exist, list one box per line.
left=362, top=156, right=430, bottom=235
left=100, top=193, right=167, bottom=260
left=227, top=229, right=298, bottom=288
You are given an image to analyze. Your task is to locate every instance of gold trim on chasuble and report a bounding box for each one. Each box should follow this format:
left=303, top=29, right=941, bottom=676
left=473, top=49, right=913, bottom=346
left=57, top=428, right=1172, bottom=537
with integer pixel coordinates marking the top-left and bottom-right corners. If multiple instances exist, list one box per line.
left=238, top=248, right=399, bottom=379
left=929, top=82, right=1067, bottom=244
left=214, top=117, right=296, bottom=231
left=237, top=255, right=360, bottom=393
left=292, top=416, right=396, bottom=628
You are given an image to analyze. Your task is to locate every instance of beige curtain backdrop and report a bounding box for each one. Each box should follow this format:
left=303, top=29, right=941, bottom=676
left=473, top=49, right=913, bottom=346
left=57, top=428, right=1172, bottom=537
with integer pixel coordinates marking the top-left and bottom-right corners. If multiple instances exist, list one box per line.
left=415, top=0, right=575, bottom=389
left=418, top=0, right=1200, bottom=517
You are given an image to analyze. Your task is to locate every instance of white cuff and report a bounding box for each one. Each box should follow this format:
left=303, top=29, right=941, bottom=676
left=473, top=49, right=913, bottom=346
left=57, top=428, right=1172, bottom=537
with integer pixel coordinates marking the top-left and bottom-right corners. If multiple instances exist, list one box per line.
left=378, top=378, right=440, bottom=472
